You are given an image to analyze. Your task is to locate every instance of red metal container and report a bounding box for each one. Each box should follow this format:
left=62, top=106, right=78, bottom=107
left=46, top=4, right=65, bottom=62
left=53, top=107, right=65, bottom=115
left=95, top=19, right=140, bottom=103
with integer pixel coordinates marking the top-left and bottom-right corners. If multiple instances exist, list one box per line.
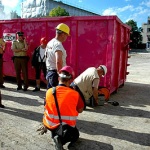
left=0, top=16, right=131, bottom=93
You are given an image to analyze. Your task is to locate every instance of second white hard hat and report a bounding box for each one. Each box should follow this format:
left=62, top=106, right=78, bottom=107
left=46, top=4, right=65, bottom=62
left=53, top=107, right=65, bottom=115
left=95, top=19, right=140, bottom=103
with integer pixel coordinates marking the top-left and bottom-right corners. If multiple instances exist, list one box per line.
left=99, top=65, right=107, bottom=76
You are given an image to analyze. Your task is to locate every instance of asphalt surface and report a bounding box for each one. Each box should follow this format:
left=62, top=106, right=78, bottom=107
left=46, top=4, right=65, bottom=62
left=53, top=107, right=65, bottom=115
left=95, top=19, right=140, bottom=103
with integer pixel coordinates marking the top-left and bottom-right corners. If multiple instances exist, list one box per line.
left=0, top=50, right=150, bottom=150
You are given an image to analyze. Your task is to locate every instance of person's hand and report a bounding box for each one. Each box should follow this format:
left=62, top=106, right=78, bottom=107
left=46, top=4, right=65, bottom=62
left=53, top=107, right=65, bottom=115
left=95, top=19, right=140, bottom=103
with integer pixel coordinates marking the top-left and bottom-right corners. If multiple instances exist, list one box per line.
left=22, top=48, right=26, bottom=51
left=37, top=124, right=47, bottom=135
left=23, top=37, right=26, bottom=43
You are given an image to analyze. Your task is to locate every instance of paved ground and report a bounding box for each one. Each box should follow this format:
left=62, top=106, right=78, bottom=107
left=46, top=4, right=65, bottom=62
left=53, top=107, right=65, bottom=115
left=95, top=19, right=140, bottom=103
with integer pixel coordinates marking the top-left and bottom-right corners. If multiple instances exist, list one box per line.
left=0, top=50, right=150, bottom=150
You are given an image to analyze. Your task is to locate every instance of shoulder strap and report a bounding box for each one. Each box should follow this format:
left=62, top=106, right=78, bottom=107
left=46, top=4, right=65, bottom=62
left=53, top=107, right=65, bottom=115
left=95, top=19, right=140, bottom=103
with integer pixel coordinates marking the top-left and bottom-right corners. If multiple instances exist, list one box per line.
left=37, top=46, right=40, bottom=54
left=32, top=47, right=39, bottom=56
left=31, top=47, right=40, bottom=65
left=52, top=87, right=62, bottom=124
left=38, top=46, right=45, bottom=62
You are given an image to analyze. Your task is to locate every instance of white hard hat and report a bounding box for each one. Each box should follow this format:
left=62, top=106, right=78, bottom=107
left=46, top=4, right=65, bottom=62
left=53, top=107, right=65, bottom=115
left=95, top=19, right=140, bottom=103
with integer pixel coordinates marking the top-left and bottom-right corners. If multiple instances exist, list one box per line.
left=99, top=65, right=107, bottom=77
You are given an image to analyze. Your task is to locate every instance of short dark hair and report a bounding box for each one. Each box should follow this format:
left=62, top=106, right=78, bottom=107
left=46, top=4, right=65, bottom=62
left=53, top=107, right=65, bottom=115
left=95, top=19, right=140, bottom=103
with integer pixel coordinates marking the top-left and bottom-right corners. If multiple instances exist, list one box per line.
left=16, top=31, right=24, bottom=36
left=56, top=29, right=63, bottom=34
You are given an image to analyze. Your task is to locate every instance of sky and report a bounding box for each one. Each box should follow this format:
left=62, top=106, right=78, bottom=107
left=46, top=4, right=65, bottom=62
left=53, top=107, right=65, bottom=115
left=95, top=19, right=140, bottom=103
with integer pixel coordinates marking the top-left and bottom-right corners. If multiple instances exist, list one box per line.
left=1, top=0, right=150, bottom=27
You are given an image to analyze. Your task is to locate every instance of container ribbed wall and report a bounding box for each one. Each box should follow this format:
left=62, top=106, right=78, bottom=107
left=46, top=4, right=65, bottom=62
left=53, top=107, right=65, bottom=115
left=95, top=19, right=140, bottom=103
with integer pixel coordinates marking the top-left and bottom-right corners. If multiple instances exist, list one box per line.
left=0, top=16, right=131, bottom=93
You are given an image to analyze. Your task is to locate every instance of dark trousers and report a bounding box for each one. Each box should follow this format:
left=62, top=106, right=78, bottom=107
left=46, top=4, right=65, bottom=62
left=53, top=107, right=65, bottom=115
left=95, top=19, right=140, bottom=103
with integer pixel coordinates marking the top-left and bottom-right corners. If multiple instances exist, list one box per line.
left=0, top=90, right=2, bottom=105
left=51, top=125, right=79, bottom=145
left=46, top=70, right=58, bottom=89
left=0, top=56, right=4, bottom=85
left=34, top=62, right=46, bottom=79
left=14, top=57, right=28, bottom=88
left=70, top=82, right=86, bottom=109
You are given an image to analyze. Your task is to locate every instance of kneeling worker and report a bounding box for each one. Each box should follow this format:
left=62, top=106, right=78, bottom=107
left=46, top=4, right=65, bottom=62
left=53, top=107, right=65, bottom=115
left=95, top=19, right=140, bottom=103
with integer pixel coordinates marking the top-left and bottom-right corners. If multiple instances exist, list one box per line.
left=43, top=66, right=84, bottom=150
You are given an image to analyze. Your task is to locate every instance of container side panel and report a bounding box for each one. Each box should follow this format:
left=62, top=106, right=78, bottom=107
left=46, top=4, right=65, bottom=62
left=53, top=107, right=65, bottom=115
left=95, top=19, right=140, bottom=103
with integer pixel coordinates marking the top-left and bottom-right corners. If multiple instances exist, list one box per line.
left=2, top=21, right=21, bottom=77
left=118, top=26, right=127, bottom=86
left=1, top=17, right=130, bottom=93
left=77, top=20, right=111, bottom=87
left=21, top=21, right=47, bottom=80
left=109, top=21, right=120, bottom=93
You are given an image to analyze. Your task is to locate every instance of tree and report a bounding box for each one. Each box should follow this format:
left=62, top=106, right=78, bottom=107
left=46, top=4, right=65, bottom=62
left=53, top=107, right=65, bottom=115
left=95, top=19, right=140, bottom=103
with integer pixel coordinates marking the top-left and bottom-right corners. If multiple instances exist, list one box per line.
left=10, top=11, right=21, bottom=19
left=49, top=6, right=69, bottom=17
left=126, top=20, right=142, bottom=48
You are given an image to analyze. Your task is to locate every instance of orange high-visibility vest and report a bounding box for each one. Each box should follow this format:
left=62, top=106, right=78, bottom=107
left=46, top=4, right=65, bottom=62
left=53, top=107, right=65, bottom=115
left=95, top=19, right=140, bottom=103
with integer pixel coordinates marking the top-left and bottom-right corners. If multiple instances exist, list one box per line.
left=43, top=86, right=79, bottom=130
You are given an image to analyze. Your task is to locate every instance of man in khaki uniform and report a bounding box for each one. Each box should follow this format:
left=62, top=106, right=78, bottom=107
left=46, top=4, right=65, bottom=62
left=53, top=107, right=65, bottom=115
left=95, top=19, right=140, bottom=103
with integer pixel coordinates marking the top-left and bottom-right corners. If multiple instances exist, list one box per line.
left=0, top=37, right=6, bottom=88
left=12, top=32, right=29, bottom=91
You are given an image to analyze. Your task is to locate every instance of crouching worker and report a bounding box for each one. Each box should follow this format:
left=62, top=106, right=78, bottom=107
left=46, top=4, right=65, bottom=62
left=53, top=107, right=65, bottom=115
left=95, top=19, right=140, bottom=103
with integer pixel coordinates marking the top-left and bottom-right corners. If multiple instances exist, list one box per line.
left=70, top=65, right=107, bottom=107
left=41, top=66, right=84, bottom=150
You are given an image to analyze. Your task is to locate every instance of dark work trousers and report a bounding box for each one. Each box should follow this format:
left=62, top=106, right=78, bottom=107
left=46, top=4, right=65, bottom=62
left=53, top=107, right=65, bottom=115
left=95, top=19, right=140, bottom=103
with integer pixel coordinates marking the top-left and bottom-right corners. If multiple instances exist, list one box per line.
left=35, top=62, right=46, bottom=79
left=14, top=57, right=28, bottom=89
left=46, top=70, right=58, bottom=89
left=0, top=56, right=4, bottom=85
left=51, top=125, right=79, bottom=145
left=70, top=82, right=86, bottom=109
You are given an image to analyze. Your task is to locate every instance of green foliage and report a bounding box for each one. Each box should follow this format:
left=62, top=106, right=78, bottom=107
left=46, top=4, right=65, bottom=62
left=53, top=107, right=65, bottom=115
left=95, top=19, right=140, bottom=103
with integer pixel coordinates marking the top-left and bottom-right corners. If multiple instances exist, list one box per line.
left=126, top=20, right=142, bottom=48
left=49, top=6, right=69, bottom=17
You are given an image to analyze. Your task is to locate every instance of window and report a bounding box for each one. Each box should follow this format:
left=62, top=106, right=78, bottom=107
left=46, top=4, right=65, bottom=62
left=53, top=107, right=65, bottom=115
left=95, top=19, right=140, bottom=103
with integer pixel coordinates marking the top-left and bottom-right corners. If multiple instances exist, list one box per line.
left=147, top=28, right=150, bottom=32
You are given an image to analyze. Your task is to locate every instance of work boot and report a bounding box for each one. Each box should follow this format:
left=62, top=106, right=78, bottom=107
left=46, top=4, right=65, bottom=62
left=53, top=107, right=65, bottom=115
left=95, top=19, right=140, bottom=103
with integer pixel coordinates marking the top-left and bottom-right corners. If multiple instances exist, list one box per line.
left=0, top=104, right=5, bottom=108
left=23, top=88, right=27, bottom=91
left=0, top=85, right=5, bottom=88
left=32, top=87, right=40, bottom=92
left=68, top=142, right=79, bottom=150
left=17, top=86, right=22, bottom=91
left=68, top=139, right=82, bottom=150
left=53, top=135, right=63, bottom=150
left=23, top=86, right=28, bottom=91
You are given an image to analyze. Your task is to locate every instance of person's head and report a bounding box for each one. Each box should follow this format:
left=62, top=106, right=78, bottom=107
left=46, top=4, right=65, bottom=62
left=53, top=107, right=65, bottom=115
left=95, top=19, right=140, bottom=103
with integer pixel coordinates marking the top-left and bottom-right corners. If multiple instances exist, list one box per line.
left=97, top=65, right=107, bottom=77
left=55, top=23, right=70, bottom=42
left=59, top=66, right=75, bottom=86
left=40, top=37, right=47, bottom=48
left=16, top=31, right=24, bottom=41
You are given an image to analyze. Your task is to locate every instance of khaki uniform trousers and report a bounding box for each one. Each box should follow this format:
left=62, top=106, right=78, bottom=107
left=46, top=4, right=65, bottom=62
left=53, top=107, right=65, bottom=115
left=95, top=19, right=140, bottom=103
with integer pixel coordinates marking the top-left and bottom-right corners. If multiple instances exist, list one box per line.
left=14, top=57, right=28, bottom=88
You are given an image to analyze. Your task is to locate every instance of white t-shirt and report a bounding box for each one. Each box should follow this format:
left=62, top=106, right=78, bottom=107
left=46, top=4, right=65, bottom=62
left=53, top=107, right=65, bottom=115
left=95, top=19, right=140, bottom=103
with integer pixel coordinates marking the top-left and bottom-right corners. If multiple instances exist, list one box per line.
left=45, top=38, right=67, bottom=70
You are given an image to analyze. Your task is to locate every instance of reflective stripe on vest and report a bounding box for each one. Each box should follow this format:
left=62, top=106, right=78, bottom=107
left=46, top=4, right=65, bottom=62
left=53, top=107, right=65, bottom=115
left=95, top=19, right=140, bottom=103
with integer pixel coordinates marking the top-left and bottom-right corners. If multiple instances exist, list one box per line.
left=43, top=115, right=75, bottom=129
left=45, top=110, right=77, bottom=121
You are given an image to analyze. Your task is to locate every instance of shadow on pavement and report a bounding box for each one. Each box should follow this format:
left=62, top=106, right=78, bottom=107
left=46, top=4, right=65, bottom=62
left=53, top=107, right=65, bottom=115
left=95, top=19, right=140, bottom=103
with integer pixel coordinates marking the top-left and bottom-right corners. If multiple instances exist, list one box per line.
left=110, top=82, right=150, bottom=107
left=77, top=120, right=150, bottom=146
left=74, top=137, right=114, bottom=150
left=2, top=93, right=44, bottom=106
left=85, top=105, right=150, bottom=119
left=0, top=106, right=43, bottom=122
left=85, top=82, right=150, bottom=118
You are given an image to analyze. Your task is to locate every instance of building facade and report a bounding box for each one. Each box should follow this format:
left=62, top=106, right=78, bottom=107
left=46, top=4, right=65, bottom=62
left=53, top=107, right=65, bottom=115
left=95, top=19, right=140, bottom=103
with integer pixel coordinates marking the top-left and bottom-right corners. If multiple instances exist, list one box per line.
left=21, top=0, right=99, bottom=18
left=142, top=17, right=150, bottom=44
